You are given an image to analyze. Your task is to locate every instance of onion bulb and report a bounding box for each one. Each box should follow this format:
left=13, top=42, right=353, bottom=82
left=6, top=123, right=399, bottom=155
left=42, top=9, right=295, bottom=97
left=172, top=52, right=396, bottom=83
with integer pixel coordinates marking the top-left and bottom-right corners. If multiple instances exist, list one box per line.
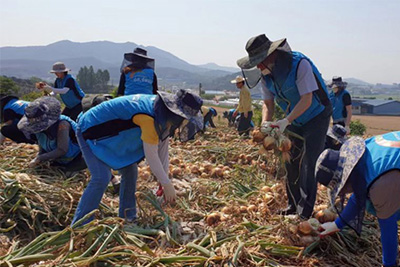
left=278, top=135, right=292, bottom=152
left=206, top=212, right=221, bottom=226
left=252, top=130, right=265, bottom=143
left=263, top=136, right=276, bottom=150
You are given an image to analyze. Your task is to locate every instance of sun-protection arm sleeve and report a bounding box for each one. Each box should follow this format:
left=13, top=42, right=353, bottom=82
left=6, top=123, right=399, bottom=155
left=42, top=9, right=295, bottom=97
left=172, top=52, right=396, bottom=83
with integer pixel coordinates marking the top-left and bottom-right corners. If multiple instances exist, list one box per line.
left=36, top=121, right=70, bottom=162
left=378, top=213, right=399, bottom=267
left=132, top=114, right=159, bottom=145
left=143, top=141, right=171, bottom=185
left=334, top=194, right=360, bottom=229
left=158, top=137, right=169, bottom=174
left=43, top=85, right=70, bottom=94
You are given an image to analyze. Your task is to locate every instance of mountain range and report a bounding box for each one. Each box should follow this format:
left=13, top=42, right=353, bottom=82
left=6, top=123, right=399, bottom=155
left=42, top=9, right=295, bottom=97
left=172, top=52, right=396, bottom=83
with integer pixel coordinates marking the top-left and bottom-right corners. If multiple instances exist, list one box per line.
left=1, top=40, right=396, bottom=94
left=0, top=40, right=241, bottom=90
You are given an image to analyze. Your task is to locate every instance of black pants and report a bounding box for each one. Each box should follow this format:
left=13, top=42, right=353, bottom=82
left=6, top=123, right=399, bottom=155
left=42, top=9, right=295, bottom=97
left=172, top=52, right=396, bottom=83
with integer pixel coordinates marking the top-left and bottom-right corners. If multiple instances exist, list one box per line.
left=203, top=112, right=216, bottom=130
left=62, top=104, right=83, bottom=121
left=237, top=111, right=253, bottom=136
left=1, top=123, right=36, bottom=144
left=51, top=154, right=87, bottom=172
left=333, top=121, right=345, bottom=127
left=285, top=104, right=332, bottom=218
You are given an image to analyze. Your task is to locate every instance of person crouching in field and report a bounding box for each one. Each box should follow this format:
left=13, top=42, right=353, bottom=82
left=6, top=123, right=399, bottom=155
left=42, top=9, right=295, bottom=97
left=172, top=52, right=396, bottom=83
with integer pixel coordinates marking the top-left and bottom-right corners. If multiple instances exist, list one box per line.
left=71, top=90, right=203, bottom=225
left=17, top=96, right=86, bottom=172
left=231, top=76, right=253, bottom=136
left=316, top=131, right=400, bottom=267
left=36, top=62, right=85, bottom=121
left=0, top=94, right=36, bottom=144
left=202, top=106, right=217, bottom=131
left=223, top=108, right=238, bottom=127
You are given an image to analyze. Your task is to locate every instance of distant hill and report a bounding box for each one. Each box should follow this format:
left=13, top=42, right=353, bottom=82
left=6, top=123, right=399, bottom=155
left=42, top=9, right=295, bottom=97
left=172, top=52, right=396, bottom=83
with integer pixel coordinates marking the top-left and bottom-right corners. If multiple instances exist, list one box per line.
left=196, top=63, right=239, bottom=73
left=344, top=78, right=372, bottom=86
left=0, top=40, right=232, bottom=89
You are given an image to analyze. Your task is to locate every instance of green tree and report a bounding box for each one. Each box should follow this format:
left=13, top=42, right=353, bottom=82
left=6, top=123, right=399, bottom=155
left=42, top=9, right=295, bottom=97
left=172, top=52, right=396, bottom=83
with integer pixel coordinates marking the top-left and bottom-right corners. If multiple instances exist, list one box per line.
left=77, top=66, right=110, bottom=93
left=0, top=76, right=20, bottom=95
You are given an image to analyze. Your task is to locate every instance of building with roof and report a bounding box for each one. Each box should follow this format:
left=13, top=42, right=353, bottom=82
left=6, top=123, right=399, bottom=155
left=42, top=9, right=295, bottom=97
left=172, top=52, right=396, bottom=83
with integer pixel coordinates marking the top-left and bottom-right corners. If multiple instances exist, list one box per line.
left=352, top=99, right=400, bottom=115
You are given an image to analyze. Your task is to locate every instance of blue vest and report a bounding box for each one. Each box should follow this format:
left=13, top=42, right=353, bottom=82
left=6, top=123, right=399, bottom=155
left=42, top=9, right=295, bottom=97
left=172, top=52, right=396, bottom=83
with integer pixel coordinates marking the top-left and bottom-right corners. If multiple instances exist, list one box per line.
left=35, top=115, right=81, bottom=164
left=363, top=131, right=400, bottom=215
left=262, top=51, right=328, bottom=126
left=330, top=89, right=349, bottom=122
left=79, top=94, right=156, bottom=170
left=56, top=74, right=85, bottom=108
left=124, top=69, right=154, bottom=95
left=4, top=99, right=29, bottom=123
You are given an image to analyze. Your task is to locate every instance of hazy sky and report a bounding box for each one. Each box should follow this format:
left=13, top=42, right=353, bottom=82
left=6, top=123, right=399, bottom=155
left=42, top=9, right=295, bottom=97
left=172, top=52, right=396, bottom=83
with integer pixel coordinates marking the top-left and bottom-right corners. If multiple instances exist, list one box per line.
left=1, top=0, right=399, bottom=84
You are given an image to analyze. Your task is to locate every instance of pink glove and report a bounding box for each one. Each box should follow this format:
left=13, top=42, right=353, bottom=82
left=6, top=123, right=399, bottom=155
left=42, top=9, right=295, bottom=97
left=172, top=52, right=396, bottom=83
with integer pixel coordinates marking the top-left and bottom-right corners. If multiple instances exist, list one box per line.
left=319, top=221, right=340, bottom=238
left=271, top=118, right=290, bottom=133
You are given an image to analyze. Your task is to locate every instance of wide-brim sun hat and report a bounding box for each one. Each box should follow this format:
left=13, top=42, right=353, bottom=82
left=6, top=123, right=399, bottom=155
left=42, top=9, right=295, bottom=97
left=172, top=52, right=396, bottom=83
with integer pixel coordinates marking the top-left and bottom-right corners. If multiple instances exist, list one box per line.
left=315, top=137, right=366, bottom=207
left=50, top=62, right=71, bottom=73
left=237, top=34, right=287, bottom=70
left=328, top=76, right=348, bottom=89
left=327, top=124, right=348, bottom=144
left=230, top=75, right=247, bottom=84
left=157, top=89, right=203, bottom=141
left=17, top=96, right=61, bottom=134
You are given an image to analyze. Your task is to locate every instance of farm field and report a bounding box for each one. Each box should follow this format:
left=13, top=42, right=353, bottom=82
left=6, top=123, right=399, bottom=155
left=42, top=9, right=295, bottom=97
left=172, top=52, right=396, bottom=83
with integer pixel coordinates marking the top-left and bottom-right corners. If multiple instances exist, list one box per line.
left=352, top=115, right=400, bottom=135
left=1, top=118, right=398, bottom=266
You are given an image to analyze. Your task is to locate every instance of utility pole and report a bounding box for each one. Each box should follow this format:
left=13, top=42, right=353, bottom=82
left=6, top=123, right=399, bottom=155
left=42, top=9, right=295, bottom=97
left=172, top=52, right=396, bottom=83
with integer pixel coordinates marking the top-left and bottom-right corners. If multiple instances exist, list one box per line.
left=199, top=83, right=202, bottom=96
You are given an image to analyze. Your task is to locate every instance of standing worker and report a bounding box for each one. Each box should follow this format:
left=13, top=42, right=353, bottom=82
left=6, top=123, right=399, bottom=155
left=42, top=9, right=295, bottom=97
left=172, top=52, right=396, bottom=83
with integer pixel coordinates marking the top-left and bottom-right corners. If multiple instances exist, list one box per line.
left=117, top=48, right=158, bottom=96
left=231, top=76, right=253, bottom=136
left=329, top=76, right=352, bottom=133
left=236, top=34, right=332, bottom=218
left=36, top=62, right=85, bottom=121
left=316, top=131, right=400, bottom=267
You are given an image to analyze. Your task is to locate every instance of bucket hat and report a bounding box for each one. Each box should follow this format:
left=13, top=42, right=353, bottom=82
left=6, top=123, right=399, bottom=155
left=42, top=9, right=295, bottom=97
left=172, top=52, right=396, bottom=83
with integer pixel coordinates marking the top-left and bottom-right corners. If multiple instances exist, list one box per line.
left=156, top=89, right=203, bottom=141
left=328, top=76, right=348, bottom=89
left=82, top=94, right=113, bottom=113
left=17, top=96, right=61, bottom=134
left=237, top=34, right=287, bottom=69
left=0, top=95, right=18, bottom=110
left=315, top=137, right=366, bottom=207
left=50, top=62, right=70, bottom=73
left=230, top=75, right=246, bottom=84
left=327, top=124, right=348, bottom=144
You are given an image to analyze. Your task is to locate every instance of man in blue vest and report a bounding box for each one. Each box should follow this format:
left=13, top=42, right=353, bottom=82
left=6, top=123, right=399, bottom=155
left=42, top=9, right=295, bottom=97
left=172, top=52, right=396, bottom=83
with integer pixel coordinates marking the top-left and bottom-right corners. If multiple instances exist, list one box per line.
left=315, top=132, right=400, bottom=267
left=237, top=34, right=332, bottom=219
left=328, top=76, right=352, bottom=133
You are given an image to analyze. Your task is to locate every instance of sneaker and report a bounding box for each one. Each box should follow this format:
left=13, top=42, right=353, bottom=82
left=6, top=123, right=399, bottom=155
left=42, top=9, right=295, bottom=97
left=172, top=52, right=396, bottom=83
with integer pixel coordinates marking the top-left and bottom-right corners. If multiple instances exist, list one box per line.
left=279, top=206, right=297, bottom=216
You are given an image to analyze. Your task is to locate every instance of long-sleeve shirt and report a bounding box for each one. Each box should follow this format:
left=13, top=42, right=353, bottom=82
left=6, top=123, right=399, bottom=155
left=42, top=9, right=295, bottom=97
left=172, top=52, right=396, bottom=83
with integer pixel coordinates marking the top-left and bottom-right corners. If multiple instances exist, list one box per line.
left=237, top=85, right=252, bottom=113
left=132, top=114, right=170, bottom=185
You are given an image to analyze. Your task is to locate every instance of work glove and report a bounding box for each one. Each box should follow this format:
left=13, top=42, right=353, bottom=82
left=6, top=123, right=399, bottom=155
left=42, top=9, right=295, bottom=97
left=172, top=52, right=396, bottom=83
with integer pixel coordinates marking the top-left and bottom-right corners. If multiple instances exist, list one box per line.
left=260, top=121, right=273, bottom=134
left=0, top=133, right=5, bottom=144
left=345, top=126, right=350, bottom=135
left=162, top=182, right=176, bottom=203
left=319, top=221, right=340, bottom=238
left=271, top=118, right=290, bottom=133
left=29, top=157, right=41, bottom=168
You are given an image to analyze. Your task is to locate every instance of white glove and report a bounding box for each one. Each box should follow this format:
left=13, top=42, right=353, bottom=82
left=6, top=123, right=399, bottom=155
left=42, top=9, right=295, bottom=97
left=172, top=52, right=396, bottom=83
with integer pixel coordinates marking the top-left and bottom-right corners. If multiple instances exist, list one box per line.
left=345, top=126, right=350, bottom=135
left=162, top=182, right=176, bottom=203
left=319, top=221, right=340, bottom=238
left=29, top=157, right=41, bottom=168
left=0, top=133, right=5, bottom=144
left=272, top=118, right=290, bottom=133
left=260, top=121, right=273, bottom=134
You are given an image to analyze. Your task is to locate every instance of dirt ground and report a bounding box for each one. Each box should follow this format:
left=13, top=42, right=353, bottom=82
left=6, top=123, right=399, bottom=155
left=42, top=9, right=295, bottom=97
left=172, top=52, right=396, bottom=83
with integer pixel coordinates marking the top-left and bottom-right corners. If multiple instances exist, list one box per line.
left=210, top=105, right=399, bottom=136
left=352, top=115, right=400, bottom=135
